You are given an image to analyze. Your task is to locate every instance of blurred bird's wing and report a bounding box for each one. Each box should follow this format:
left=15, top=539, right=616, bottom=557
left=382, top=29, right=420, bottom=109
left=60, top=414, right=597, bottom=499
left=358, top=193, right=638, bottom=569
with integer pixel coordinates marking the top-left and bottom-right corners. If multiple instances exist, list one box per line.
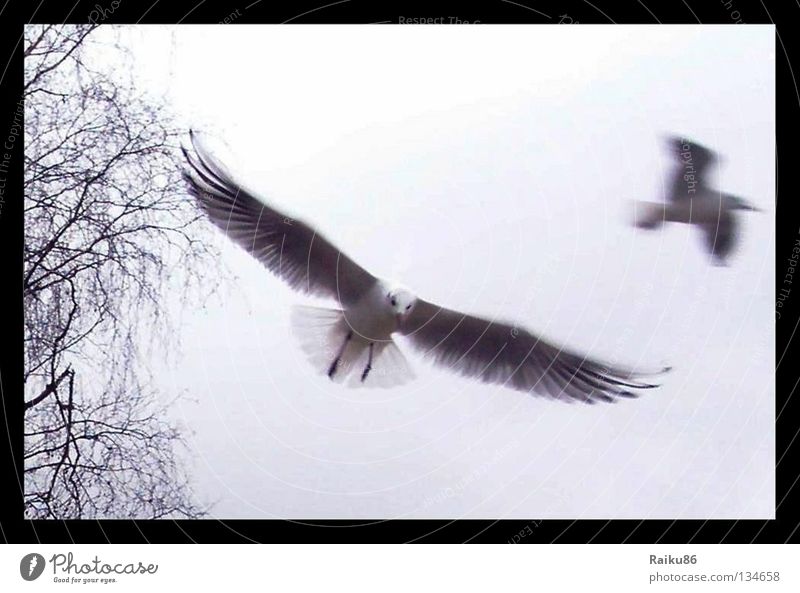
left=399, top=299, right=667, bottom=404
left=667, top=136, right=719, bottom=202
left=182, top=132, right=377, bottom=305
left=703, top=208, right=737, bottom=264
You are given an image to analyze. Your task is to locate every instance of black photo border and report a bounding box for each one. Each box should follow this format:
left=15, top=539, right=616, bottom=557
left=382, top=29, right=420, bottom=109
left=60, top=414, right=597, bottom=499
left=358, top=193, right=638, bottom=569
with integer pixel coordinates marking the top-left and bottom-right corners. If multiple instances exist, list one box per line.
left=0, top=0, right=796, bottom=544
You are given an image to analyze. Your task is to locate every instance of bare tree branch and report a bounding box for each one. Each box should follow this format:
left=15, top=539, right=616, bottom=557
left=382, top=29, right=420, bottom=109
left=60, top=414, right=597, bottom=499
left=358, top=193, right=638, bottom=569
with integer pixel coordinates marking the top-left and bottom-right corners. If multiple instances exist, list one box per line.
left=24, top=25, right=219, bottom=519
left=24, top=366, right=72, bottom=411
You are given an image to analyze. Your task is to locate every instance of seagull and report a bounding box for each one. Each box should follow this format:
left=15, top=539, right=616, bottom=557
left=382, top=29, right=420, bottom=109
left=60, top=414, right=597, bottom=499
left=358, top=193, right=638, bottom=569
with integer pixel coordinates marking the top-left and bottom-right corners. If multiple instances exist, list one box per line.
left=182, top=131, right=668, bottom=403
left=633, top=136, right=761, bottom=265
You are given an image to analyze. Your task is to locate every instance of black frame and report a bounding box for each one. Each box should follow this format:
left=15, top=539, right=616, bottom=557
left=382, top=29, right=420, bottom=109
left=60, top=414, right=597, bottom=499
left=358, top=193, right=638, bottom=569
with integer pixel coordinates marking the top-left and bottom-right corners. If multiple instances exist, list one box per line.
left=1, top=0, right=795, bottom=544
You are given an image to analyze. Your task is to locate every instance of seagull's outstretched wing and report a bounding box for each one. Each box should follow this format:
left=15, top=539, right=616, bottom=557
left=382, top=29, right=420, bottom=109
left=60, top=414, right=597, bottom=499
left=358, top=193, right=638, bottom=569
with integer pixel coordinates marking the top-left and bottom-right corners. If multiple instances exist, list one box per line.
left=667, top=136, right=718, bottom=202
left=703, top=208, right=737, bottom=264
left=399, top=299, right=666, bottom=403
left=182, top=132, right=377, bottom=305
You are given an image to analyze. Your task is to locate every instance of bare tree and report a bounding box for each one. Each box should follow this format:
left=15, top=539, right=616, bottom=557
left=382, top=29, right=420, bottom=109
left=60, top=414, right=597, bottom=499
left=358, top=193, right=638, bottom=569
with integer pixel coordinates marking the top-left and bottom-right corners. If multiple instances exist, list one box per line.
left=24, top=25, right=216, bottom=519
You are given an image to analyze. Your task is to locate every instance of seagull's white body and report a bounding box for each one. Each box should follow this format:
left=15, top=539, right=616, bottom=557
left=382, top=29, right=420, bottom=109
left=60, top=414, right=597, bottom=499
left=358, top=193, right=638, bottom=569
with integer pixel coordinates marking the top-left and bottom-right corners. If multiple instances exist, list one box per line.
left=346, top=281, right=399, bottom=341
left=291, top=282, right=418, bottom=388
left=183, top=131, right=668, bottom=402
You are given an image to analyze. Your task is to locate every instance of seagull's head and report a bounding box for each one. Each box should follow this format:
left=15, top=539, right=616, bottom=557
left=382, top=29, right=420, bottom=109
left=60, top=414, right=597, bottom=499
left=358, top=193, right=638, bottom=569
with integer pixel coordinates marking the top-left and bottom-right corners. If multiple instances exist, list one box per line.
left=386, top=286, right=417, bottom=322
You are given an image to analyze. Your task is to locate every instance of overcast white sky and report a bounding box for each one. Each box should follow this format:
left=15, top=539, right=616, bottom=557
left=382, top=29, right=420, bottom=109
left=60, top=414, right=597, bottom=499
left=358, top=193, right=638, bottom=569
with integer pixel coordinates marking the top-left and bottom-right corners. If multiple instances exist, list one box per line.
left=108, top=25, right=773, bottom=519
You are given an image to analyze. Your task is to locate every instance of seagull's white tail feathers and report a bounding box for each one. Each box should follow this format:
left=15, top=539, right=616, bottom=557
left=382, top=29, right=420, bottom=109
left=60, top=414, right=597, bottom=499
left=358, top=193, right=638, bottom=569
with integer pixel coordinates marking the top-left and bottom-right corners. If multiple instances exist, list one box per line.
left=345, top=341, right=416, bottom=389
left=290, top=305, right=415, bottom=389
left=290, top=305, right=349, bottom=379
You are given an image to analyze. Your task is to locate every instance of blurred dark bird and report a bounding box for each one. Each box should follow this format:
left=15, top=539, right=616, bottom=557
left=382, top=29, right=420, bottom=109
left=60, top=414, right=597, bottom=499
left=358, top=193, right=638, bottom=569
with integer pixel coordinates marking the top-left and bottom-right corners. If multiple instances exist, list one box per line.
left=182, top=131, right=668, bottom=403
left=634, top=136, right=761, bottom=265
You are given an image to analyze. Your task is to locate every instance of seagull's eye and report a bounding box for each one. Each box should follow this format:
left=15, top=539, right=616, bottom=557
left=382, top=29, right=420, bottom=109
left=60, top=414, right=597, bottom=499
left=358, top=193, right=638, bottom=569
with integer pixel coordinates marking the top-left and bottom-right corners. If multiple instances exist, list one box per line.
left=391, top=298, right=397, bottom=306
left=406, top=305, right=411, bottom=310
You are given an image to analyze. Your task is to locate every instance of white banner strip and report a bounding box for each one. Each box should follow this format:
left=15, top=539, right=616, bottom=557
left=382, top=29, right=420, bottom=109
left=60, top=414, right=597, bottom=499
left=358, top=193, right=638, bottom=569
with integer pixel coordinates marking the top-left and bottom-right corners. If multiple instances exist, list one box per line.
left=2, top=544, right=797, bottom=592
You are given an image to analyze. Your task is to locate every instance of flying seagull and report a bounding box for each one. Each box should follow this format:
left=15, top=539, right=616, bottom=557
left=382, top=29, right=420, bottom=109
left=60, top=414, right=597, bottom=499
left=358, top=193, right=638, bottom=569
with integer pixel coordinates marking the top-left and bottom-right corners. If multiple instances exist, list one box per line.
left=182, top=131, right=668, bottom=403
left=634, top=136, right=761, bottom=265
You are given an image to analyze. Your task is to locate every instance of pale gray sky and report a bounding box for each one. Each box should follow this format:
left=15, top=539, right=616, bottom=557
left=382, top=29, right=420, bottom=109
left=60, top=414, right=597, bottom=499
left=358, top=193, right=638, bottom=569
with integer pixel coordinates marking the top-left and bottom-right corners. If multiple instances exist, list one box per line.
left=108, top=25, right=773, bottom=518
